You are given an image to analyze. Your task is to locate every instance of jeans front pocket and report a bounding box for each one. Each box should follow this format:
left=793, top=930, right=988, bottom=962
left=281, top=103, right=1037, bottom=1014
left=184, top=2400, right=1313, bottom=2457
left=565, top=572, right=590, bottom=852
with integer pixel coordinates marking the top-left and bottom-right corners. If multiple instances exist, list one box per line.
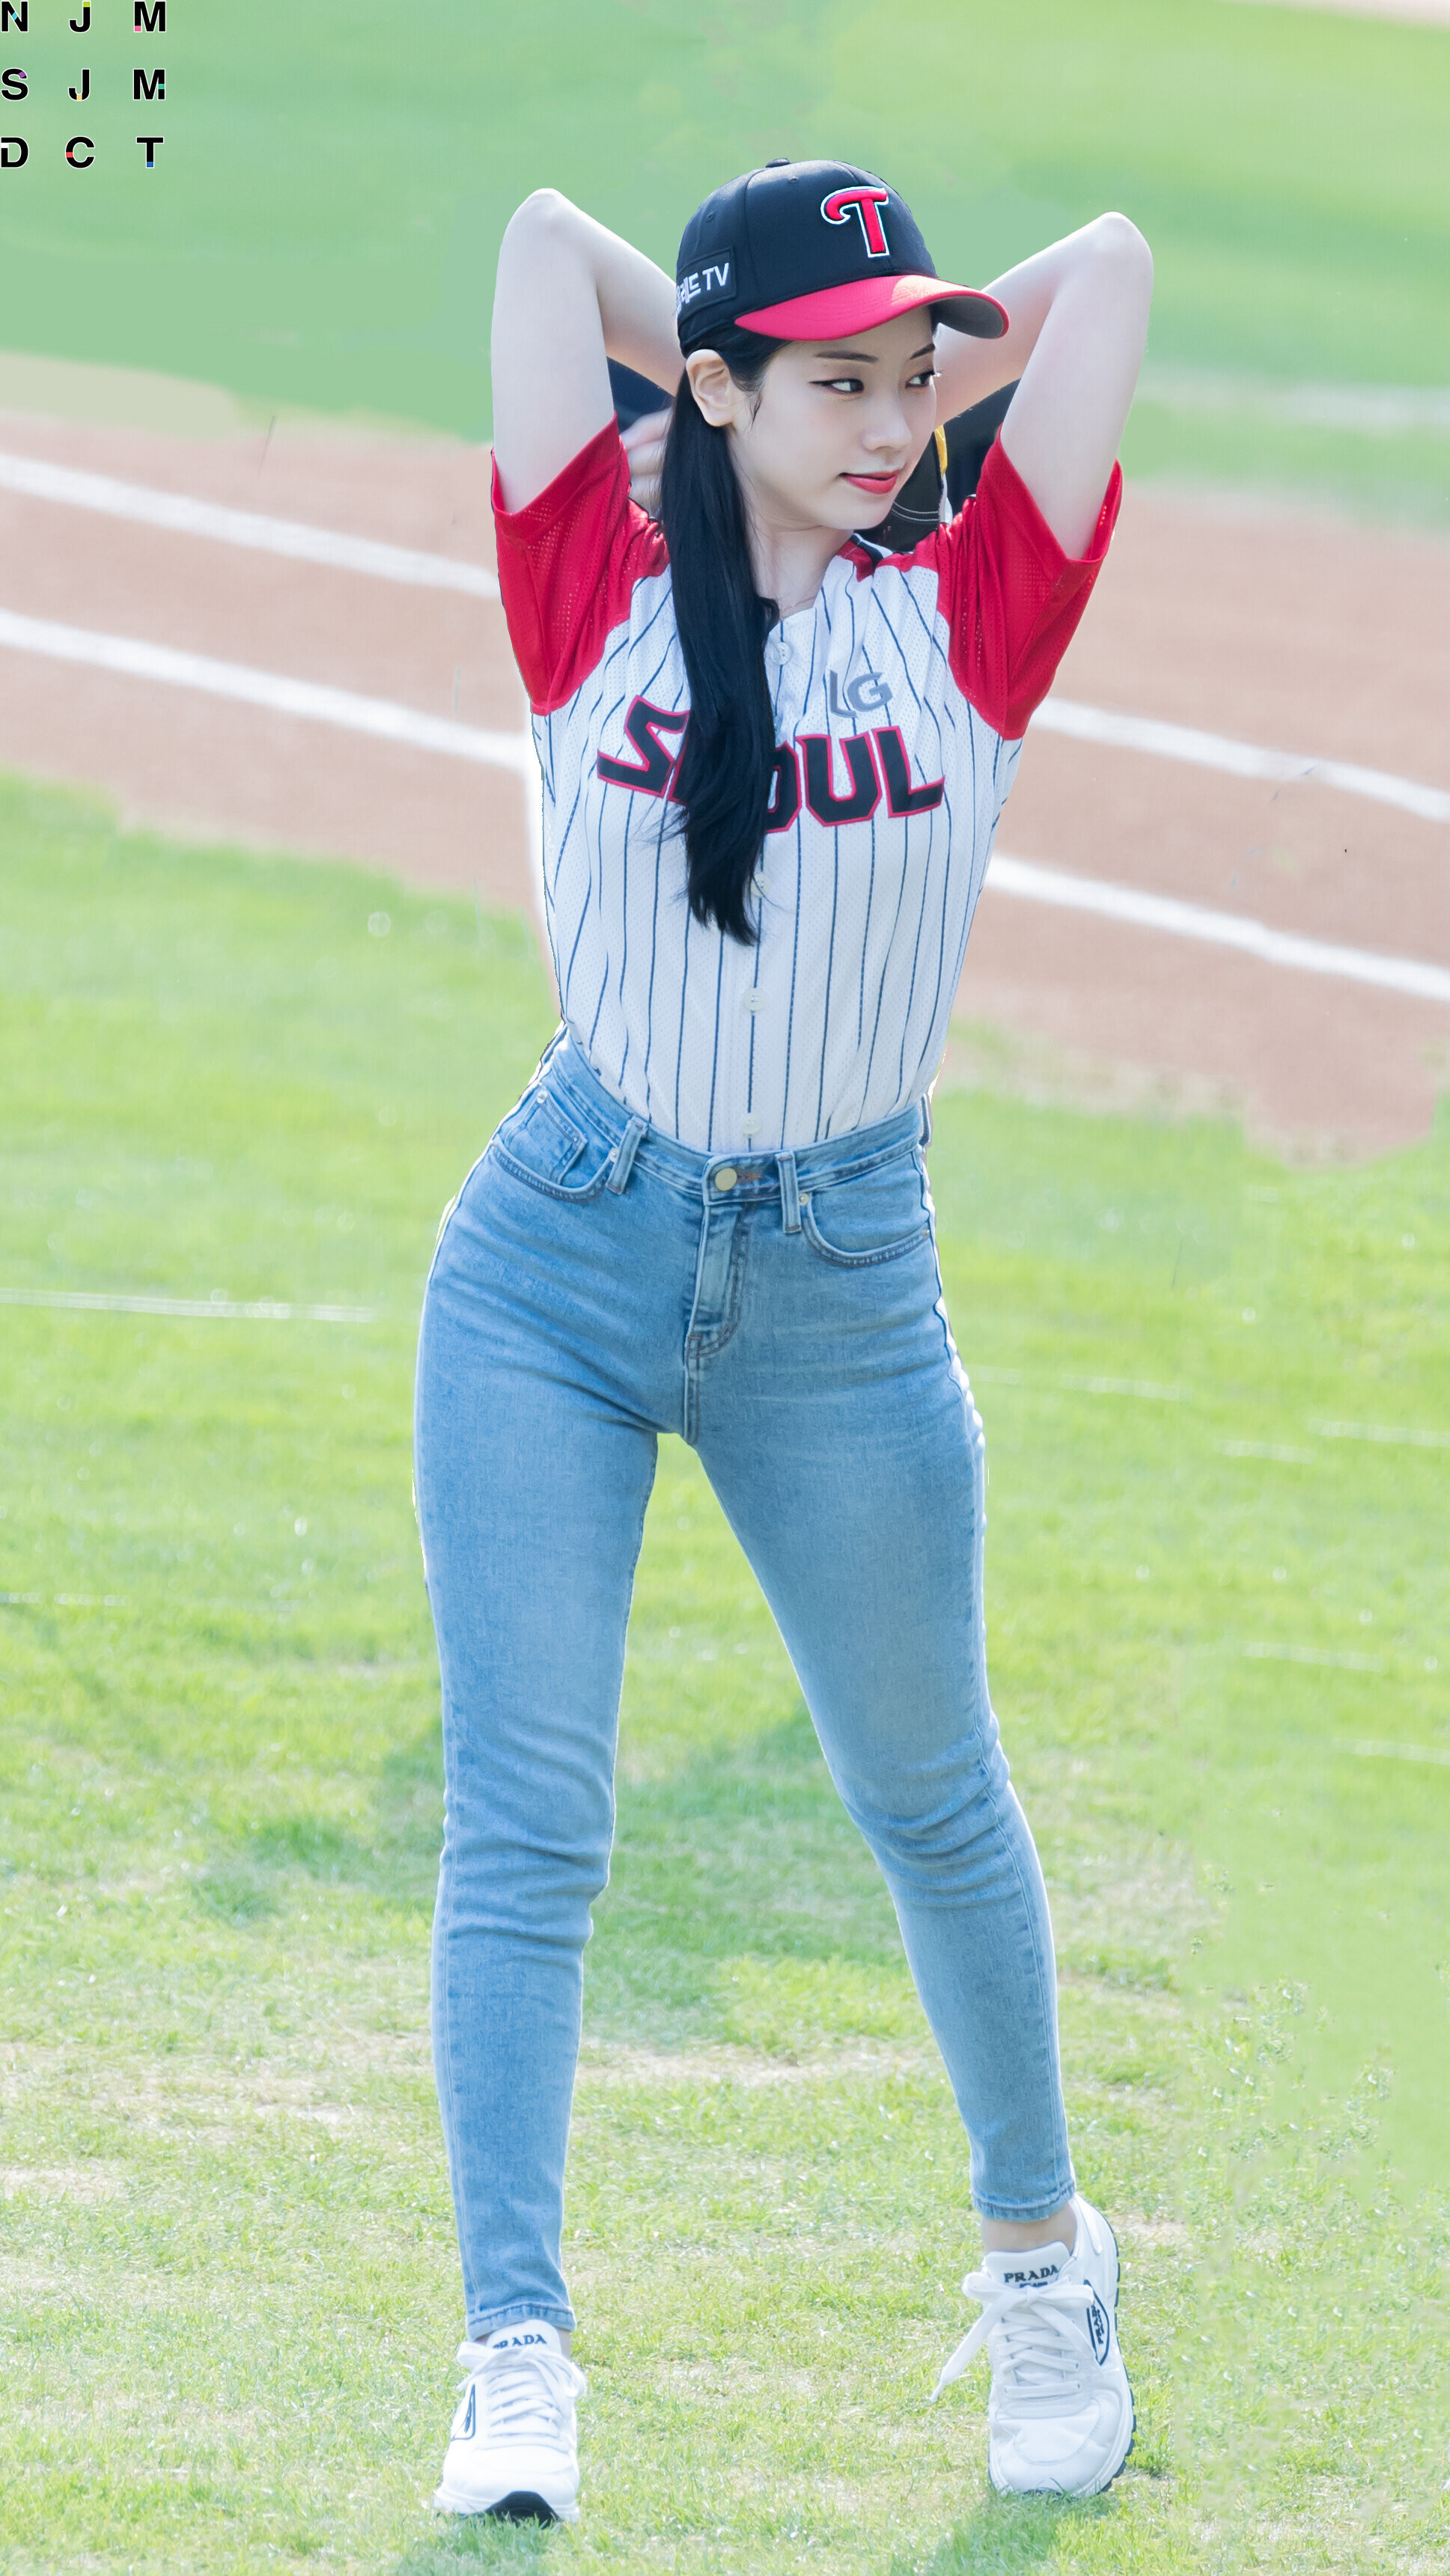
left=799, top=1147, right=933, bottom=1268
left=491, top=1087, right=615, bottom=1203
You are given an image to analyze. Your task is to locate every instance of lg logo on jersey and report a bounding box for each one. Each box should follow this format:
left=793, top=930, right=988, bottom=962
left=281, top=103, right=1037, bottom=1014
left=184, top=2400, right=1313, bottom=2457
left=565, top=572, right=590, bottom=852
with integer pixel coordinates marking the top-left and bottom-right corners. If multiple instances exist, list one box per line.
left=597, top=695, right=944, bottom=827
left=828, top=667, right=892, bottom=718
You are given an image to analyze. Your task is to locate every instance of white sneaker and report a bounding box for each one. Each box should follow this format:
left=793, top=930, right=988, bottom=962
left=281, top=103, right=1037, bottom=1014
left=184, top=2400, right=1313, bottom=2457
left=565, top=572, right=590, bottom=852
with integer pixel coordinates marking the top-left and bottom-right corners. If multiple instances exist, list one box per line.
left=433, top=2320, right=585, bottom=2523
left=932, top=2195, right=1135, bottom=2497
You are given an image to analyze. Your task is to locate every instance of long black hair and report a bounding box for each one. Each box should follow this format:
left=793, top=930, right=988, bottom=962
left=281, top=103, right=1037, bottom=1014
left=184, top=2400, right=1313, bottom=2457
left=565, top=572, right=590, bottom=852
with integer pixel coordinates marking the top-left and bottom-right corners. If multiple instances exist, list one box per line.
left=659, top=324, right=783, bottom=945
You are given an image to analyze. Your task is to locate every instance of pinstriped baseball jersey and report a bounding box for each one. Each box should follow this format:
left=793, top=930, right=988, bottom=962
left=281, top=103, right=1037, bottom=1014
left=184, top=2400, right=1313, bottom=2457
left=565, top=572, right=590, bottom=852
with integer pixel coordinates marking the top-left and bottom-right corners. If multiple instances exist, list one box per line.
left=493, top=423, right=1120, bottom=1153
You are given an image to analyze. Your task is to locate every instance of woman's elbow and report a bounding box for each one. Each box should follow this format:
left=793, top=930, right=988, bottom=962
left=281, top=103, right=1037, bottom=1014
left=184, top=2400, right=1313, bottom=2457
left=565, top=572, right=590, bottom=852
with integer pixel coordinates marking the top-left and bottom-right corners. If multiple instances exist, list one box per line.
left=1091, top=211, right=1154, bottom=295
left=502, top=188, right=578, bottom=257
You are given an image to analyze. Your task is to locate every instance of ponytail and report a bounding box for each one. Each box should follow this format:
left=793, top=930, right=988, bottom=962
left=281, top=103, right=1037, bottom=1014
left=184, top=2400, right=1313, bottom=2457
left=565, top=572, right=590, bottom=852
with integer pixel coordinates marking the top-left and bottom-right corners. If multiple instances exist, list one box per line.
left=660, top=326, right=782, bottom=946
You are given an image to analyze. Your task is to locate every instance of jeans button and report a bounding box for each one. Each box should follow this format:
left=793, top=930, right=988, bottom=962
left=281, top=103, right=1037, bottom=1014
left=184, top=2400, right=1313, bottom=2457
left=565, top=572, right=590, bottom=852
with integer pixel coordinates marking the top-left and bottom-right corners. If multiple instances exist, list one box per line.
left=713, top=1165, right=738, bottom=1192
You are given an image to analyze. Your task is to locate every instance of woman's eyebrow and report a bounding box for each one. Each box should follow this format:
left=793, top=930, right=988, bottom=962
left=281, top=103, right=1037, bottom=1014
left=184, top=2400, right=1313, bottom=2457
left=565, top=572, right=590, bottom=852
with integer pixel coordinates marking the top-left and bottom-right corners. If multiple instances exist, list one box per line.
left=814, top=343, right=936, bottom=365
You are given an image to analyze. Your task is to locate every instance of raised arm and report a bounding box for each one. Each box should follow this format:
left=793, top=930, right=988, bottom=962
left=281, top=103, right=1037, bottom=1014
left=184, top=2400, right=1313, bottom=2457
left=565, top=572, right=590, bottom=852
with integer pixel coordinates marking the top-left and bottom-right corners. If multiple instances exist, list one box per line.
left=934, top=214, right=1153, bottom=558
left=490, top=190, right=683, bottom=511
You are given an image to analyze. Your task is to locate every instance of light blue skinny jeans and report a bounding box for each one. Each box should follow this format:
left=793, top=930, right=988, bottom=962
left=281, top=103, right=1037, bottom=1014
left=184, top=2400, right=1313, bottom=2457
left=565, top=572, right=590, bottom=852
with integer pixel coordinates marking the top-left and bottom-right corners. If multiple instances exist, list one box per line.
left=414, top=1033, right=1074, bottom=2337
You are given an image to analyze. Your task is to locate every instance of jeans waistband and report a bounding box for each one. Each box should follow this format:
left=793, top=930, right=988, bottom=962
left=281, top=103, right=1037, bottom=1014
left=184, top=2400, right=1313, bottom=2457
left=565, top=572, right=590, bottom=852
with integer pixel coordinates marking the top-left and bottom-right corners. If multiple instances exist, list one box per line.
left=537, top=1030, right=929, bottom=1205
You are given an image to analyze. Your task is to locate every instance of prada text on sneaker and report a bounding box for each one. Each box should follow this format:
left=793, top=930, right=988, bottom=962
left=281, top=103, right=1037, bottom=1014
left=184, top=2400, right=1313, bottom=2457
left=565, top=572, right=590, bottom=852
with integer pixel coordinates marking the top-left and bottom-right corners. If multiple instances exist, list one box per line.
left=433, top=2321, right=586, bottom=2524
left=932, top=2196, right=1135, bottom=2497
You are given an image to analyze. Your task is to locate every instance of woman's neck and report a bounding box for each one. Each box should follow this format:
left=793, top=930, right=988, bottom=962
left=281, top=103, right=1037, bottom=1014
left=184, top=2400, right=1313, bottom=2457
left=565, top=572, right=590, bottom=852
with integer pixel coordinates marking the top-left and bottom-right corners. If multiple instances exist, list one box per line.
left=742, top=491, right=850, bottom=622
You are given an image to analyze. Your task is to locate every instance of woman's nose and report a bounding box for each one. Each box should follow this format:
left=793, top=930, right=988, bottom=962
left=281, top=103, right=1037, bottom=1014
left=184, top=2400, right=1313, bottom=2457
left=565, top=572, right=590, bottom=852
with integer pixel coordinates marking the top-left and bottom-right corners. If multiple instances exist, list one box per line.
left=863, top=400, right=912, bottom=459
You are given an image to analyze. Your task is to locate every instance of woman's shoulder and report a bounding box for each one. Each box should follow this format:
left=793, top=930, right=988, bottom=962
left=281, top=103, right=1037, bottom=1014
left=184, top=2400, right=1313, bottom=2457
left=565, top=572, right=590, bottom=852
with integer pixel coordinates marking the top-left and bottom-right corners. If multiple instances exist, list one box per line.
left=841, top=440, right=1121, bottom=737
left=492, top=422, right=671, bottom=717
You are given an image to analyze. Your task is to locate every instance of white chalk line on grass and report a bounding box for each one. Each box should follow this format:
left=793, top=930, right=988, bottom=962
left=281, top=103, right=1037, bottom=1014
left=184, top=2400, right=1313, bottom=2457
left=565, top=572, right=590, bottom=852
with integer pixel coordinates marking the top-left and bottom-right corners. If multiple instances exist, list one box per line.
left=0, top=450, right=501, bottom=598
left=1310, top=1416, right=1450, bottom=1449
left=1352, top=1741, right=1450, bottom=1770
left=1034, top=698, right=1450, bottom=827
left=0, top=1287, right=377, bottom=1322
left=970, top=1367, right=1449, bottom=1454
left=1, top=1593, right=126, bottom=1609
left=1217, top=1437, right=1318, bottom=1462
left=966, top=1365, right=1186, bottom=1400
left=988, top=854, right=1450, bottom=1007
left=0, top=607, right=532, bottom=774
left=1245, top=1640, right=1384, bottom=1672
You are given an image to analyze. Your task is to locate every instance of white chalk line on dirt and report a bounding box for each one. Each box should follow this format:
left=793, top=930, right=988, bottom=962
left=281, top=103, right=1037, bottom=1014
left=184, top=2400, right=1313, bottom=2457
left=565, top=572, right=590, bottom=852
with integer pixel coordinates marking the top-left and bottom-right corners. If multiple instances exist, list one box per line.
left=1, top=605, right=1447, bottom=1005
left=987, top=854, right=1450, bottom=1007
left=6, top=445, right=1449, bottom=821
left=1035, top=698, right=1450, bottom=826
left=0, top=450, right=501, bottom=599
left=0, top=1287, right=378, bottom=1322
left=4, top=445, right=1449, bottom=825
left=0, top=606, right=532, bottom=774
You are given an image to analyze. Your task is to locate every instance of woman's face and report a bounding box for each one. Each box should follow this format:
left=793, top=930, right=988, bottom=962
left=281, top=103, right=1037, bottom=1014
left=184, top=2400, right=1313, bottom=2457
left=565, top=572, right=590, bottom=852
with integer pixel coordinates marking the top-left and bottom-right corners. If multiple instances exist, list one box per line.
left=687, top=311, right=939, bottom=537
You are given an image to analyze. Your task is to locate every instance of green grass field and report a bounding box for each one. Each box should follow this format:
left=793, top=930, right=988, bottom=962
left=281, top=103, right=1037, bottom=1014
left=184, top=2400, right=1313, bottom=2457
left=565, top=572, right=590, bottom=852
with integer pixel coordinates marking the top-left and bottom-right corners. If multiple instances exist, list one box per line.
left=2, top=775, right=1447, bottom=2572
left=1, top=1, right=1448, bottom=519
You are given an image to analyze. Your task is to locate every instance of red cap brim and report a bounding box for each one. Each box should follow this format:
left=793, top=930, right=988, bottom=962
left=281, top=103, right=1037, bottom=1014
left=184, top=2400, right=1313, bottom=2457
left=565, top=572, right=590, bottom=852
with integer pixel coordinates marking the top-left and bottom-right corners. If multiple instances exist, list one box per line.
left=736, top=274, right=1008, bottom=343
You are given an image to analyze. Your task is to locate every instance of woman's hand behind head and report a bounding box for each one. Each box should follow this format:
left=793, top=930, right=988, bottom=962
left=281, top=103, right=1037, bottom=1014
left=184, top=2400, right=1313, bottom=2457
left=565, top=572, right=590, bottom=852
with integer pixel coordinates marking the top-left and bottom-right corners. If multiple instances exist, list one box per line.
left=621, top=406, right=673, bottom=520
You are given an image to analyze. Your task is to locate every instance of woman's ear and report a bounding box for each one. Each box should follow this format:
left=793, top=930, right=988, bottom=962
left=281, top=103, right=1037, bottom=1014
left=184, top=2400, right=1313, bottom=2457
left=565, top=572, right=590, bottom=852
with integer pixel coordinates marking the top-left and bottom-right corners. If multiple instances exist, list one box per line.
left=685, top=349, right=740, bottom=430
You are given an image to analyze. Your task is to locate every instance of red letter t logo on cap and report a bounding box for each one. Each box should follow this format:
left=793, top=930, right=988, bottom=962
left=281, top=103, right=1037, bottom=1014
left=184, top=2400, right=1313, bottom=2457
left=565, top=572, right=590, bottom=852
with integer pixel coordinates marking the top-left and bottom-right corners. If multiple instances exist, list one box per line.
left=820, top=186, right=892, bottom=258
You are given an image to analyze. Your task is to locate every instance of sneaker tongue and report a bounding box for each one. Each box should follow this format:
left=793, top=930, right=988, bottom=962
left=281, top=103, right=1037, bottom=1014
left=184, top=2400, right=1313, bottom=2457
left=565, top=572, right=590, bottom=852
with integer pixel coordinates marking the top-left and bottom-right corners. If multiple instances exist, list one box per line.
left=986, top=2243, right=1070, bottom=2290
left=487, top=2321, right=563, bottom=2357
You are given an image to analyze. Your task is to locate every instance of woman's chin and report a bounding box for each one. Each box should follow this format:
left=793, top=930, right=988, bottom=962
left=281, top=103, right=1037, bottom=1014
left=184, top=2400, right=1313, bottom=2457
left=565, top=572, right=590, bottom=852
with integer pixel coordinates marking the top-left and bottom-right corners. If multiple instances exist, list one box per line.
left=840, top=483, right=901, bottom=526
left=813, top=487, right=892, bottom=534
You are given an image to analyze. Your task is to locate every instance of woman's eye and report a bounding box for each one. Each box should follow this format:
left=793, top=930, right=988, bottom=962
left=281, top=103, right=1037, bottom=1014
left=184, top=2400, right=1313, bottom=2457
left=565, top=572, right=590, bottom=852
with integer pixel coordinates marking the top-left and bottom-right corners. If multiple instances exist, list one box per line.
left=907, top=370, right=936, bottom=388
left=818, top=376, right=864, bottom=395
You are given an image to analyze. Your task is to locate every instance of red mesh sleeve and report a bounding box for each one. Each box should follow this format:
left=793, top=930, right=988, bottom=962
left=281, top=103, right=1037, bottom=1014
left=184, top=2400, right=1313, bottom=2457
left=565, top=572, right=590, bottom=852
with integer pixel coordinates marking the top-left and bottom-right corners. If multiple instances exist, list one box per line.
left=921, top=436, right=1122, bottom=739
left=491, top=423, right=670, bottom=715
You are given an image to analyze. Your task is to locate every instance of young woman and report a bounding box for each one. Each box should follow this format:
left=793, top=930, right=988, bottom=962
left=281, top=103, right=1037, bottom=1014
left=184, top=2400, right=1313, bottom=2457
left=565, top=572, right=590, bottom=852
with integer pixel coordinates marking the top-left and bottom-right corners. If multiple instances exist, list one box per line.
left=415, top=158, right=1152, bottom=2524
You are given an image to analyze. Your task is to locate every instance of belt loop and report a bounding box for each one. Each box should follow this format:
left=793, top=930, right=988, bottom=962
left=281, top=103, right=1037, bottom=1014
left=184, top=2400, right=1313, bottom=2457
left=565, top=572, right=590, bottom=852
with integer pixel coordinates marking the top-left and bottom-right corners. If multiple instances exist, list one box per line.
left=919, top=1087, right=933, bottom=1148
left=606, top=1114, right=648, bottom=1194
left=778, top=1150, right=801, bottom=1234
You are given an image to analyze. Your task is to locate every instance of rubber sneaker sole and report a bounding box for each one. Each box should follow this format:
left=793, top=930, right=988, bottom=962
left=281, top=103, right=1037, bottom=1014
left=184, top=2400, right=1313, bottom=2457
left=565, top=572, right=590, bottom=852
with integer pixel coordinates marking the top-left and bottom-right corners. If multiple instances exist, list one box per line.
left=1083, top=2209, right=1136, bottom=2498
left=433, top=2479, right=576, bottom=2524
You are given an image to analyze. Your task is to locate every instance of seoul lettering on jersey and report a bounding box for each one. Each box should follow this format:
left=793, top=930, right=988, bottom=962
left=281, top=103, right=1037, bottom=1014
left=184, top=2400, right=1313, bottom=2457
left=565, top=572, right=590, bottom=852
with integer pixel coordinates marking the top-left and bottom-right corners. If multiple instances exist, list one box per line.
left=493, top=420, right=1120, bottom=1155
left=594, top=701, right=945, bottom=823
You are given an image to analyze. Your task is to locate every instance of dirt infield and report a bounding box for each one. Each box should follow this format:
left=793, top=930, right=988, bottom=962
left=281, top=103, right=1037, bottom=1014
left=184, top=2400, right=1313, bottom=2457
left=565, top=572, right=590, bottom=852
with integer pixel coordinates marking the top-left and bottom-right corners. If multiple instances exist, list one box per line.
left=1, top=404, right=1446, bottom=1156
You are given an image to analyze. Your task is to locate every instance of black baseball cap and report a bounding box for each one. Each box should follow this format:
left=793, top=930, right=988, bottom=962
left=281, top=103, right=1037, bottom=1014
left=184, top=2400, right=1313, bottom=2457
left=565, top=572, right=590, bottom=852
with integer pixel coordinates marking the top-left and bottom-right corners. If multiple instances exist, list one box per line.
left=675, top=159, right=1007, bottom=350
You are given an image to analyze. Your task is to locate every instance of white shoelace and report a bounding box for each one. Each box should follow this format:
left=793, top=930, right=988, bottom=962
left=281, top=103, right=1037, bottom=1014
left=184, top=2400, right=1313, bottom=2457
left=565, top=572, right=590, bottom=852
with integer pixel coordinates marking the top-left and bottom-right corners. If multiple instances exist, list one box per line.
left=455, top=2338, right=586, bottom=2444
left=931, top=2269, right=1099, bottom=2411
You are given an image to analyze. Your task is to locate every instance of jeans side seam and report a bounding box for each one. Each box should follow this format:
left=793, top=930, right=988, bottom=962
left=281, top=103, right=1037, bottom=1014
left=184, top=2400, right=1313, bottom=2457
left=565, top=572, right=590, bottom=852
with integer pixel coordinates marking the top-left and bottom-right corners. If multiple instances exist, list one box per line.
left=967, top=1388, right=1075, bottom=2207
